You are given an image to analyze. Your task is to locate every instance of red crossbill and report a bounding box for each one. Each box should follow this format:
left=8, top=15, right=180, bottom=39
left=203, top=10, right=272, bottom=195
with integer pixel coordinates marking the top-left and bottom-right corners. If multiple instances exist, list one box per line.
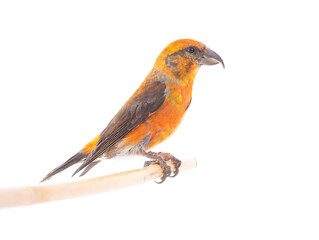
left=41, top=39, right=224, bottom=183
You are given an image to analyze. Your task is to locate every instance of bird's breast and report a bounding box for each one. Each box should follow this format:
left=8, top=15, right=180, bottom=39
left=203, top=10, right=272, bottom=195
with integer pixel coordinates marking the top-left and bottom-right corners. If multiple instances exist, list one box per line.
left=116, top=81, right=193, bottom=151
left=142, top=82, right=193, bottom=149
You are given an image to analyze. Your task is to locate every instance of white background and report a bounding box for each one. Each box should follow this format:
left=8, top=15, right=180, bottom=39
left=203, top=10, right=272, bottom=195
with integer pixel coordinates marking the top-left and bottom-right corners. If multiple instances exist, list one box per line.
left=0, top=0, right=318, bottom=239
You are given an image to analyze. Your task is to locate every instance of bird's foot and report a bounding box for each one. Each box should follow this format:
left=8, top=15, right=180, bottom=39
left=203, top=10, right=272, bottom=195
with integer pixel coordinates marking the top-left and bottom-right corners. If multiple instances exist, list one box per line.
left=154, top=152, right=182, bottom=178
left=143, top=152, right=171, bottom=184
left=143, top=151, right=182, bottom=180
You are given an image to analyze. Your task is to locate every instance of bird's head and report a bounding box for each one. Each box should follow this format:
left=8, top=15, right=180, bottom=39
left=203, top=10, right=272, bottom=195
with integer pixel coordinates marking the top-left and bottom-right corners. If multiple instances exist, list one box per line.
left=154, top=39, right=224, bottom=81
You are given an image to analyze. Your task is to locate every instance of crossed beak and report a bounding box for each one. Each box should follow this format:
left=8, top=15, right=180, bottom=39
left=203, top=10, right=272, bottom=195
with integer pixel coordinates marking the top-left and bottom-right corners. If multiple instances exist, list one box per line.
left=200, top=49, right=225, bottom=68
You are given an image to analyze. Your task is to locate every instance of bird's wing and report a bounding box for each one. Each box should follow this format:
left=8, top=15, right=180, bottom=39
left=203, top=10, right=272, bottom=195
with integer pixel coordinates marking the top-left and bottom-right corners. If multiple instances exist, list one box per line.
left=72, top=80, right=167, bottom=176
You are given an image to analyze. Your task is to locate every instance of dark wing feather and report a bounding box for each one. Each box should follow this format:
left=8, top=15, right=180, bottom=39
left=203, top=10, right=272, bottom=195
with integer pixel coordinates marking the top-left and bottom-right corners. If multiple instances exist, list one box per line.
left=41, top=151, right=87, bottom=182
left=72, top=80, right=167, bottom=176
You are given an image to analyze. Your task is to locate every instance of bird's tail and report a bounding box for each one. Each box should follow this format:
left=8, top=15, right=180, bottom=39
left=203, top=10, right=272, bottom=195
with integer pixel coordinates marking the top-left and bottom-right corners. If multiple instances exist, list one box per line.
left=40, top=152, right=87, bottom=182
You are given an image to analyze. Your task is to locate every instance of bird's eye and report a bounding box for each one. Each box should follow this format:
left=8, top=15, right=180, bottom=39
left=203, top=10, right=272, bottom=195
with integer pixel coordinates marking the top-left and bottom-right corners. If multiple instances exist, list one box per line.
left=186, top=46, right=195, bottom=54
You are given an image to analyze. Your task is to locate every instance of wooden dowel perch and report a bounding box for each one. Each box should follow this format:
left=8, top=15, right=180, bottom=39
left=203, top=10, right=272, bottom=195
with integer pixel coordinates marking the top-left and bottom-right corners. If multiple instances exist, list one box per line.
left=0, top=157, right=197, bottom=208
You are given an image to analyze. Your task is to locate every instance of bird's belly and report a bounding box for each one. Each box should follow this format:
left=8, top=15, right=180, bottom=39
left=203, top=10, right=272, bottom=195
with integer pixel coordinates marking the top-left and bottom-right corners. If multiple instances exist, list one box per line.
left=117, top=97, right=189, bottom=152
left=145, top=102, right=187, bottom=149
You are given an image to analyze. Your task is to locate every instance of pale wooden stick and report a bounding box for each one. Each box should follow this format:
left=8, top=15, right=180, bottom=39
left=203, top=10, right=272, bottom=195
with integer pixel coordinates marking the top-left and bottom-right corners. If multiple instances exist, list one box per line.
left=0, top=157, right=197, bottom=208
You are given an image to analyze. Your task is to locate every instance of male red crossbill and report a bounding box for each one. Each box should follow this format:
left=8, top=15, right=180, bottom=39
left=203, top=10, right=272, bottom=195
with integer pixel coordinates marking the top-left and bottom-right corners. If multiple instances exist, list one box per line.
left=41, top=39, right=224, bottom=183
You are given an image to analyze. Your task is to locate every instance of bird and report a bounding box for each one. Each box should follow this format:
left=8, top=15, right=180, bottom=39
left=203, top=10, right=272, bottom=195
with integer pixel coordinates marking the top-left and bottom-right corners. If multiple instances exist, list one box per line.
left=41, top=39, right=224, bottom=183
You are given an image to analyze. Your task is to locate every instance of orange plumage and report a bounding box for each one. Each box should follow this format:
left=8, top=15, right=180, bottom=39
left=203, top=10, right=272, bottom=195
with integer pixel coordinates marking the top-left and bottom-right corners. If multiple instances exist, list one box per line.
left=41, top=39, right=224, bottom=183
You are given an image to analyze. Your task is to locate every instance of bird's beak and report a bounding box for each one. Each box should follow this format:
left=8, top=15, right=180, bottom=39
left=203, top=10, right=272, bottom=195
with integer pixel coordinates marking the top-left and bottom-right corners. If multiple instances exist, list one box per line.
left=200, top=49, right=225, bottom=68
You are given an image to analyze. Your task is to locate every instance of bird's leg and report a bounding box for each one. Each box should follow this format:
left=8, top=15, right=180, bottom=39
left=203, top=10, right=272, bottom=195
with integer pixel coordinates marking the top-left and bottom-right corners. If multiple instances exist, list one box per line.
left=151, top=152, right=182, bottom=178
left=141, top=151, right=171, bottom=184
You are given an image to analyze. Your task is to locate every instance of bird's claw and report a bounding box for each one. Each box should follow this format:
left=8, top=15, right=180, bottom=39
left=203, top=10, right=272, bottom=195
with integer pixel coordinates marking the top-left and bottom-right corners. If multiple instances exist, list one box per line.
left=143, top=151, right=182, bottom=183
left=169, top=158, right=181, bottom=178
left=143, top=157, right=171, bottom=184
left=155, top=160, right=171, bottom=184
left=156, top=152, right=182, bottom=178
